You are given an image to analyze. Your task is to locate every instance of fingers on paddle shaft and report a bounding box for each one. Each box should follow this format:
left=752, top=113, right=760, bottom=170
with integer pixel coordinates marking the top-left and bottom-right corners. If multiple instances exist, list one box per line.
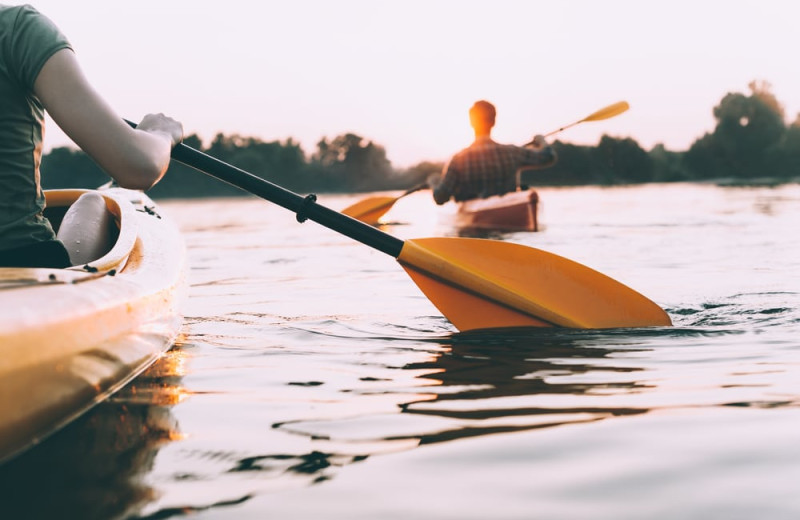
left=397, top=237, right=671, bottom=331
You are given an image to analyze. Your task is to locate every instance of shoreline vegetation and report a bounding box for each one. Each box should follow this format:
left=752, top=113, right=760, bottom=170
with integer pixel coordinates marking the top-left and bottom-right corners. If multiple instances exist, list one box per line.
left=42, top=82, right=800, bottom=199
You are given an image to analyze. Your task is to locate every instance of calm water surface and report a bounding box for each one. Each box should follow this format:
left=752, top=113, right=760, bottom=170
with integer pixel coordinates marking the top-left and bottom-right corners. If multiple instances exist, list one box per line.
left=2, top=183, right=799, bottom=519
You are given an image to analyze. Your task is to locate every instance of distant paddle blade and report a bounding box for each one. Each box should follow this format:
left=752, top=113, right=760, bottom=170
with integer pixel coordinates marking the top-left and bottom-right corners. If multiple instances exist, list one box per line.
left=541, top=101, right=631, bottom=140
left=341, top=196, right=397, bottom=225
left=397, top=238, right=671, bottom=331
left=583, top=101, right=630, bottom=122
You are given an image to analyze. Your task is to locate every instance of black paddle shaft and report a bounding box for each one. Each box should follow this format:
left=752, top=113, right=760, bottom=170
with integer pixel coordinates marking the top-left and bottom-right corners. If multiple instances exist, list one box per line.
left=170, top=143, right=405, bottom=258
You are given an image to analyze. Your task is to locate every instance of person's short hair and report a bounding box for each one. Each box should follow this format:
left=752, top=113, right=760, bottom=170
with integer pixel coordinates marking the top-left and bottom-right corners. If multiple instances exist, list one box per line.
left=469, top=100, right=496, bottom=127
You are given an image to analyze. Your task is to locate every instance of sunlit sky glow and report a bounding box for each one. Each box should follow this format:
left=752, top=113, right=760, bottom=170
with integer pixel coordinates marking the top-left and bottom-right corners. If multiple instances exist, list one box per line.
left=26, top=0, right=800, bottom=167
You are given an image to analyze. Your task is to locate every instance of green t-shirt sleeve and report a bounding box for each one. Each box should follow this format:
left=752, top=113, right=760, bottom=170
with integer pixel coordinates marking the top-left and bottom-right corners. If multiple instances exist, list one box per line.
left=9, top=5, right=72, bottom=89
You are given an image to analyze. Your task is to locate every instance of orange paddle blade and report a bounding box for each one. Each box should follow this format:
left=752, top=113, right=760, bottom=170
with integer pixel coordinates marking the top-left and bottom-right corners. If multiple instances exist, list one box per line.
left=341, top=196, right=398, bottom=225
left=397, top=238, right=671, bottom=331
left=342, top=183, right=428, bottom=224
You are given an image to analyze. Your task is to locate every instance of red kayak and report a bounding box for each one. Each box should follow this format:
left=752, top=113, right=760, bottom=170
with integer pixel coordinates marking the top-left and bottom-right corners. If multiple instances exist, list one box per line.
left=454, top=189, right=539, bottom=232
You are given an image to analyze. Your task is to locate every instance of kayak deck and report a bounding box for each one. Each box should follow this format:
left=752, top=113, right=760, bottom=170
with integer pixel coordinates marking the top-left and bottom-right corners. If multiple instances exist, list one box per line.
left=0, top=189, right=186, bottom=463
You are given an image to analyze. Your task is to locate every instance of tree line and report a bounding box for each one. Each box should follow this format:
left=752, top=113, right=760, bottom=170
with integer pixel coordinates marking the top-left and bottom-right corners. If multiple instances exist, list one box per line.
left=535, top=81, right=800, bottom=186
left=41, top=81, right=800, bottom=198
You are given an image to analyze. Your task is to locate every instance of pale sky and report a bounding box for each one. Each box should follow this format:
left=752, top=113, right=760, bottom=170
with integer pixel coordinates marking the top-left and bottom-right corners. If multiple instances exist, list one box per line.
left=25, top=0, right=800, bottom=167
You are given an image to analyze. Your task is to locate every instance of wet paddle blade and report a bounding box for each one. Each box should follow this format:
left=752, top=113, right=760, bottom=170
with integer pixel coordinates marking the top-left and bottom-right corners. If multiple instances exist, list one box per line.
left=397, top=237, right=672, bottom=331
left=341, top=196, right=398, bottom=225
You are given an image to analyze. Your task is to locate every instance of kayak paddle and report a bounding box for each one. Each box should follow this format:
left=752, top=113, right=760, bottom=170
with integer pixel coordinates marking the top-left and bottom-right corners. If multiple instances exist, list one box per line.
left=525, top=101, right=630, bottom=145
left=340, top=182, right=428, bottom=225
left=166, top=140, right=672, bottom=331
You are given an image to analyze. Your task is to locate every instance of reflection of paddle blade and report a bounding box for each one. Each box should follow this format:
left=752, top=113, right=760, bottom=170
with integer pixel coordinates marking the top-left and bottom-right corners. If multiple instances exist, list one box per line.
left=341, top=197, right=397, bottom=225
left=397, top=238, right=672, bottom=330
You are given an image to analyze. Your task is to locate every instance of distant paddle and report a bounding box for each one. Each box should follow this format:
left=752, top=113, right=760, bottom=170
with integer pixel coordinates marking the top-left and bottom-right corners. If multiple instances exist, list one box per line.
left=340, top=182, right=428, bottom=225
left=528, top=100, right=630, bottom=144
left=157, top=135, right=671, bottom=331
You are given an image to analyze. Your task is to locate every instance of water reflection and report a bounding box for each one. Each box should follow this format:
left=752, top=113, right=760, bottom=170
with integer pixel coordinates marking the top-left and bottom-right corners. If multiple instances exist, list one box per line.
left=399, top=328, right=652, bottom=445
left=267, top=328, right=661, bottom=487
left=0, top=347, right=187, bottom=520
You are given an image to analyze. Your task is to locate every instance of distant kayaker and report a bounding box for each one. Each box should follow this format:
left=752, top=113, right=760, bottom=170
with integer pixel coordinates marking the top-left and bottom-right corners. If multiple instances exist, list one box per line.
left=0, top=5, right=183, bottom=268
left=429, top=100, right=556, bottom=204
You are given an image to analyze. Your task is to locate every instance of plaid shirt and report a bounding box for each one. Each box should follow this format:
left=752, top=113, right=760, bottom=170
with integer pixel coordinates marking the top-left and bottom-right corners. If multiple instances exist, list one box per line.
left=433, top=137, right=556, bottom=204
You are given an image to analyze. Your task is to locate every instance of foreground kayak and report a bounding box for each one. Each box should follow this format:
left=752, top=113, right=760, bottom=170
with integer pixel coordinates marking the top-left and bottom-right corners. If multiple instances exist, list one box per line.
left=0, top=188, right=186, bottom=463
left=454, top=189, right=539, bottom=232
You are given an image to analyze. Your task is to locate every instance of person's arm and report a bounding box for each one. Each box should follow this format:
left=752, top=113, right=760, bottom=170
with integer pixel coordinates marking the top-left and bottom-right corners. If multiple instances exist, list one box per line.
left=33, top=48, right=182, bottom=190
left=431, top=161, right=458, bottom=205
left=521, top=134, right=557, bottom=168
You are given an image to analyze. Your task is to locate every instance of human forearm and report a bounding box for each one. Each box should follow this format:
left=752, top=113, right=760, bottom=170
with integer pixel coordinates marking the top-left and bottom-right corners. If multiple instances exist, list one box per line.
left=428, top=172, right=453, bottom=205
left=522, top=136, right=557, bottom=168
left=34, top=49, right=182, bottom=190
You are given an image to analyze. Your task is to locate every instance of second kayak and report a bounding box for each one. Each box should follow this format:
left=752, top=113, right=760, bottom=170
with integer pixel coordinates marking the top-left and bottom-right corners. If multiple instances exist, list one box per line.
left=454, top=189, right=539, bottom=232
